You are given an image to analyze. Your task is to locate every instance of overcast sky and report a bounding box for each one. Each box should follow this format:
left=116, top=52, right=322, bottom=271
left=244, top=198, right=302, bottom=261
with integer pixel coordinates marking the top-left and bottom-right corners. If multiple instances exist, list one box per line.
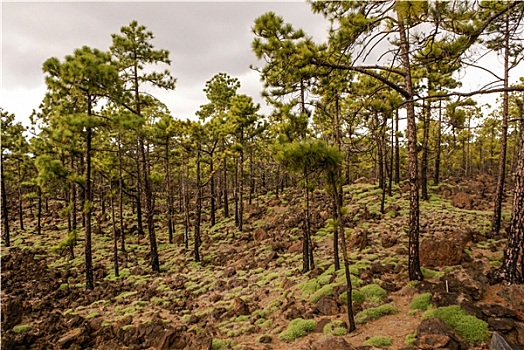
left=2, top=2, right=521, bottom=128
left=1, top=1, right=330, bottom=126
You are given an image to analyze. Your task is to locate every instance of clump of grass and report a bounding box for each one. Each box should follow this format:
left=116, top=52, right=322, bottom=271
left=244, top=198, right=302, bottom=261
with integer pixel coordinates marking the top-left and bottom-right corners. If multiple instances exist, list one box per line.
left=12, top=324, right=31, bottom=333
left=323, top=320, right=347, bottom=336
left=423, top=305, right=488, bottom=344
left=421, top=267, right=443, bottom=279
left=355, top=304, right=398, bottom=324
left=300, top=279, right=321, bottom=296
left=278, top=318, right=317, bottom=342
left=115, top=291, right=138, bottom=301
left=410, top=293, right=432, bottom=311
left=363, top=336, right=392, bottom=347
left=360, top=283, right=387, bottom=304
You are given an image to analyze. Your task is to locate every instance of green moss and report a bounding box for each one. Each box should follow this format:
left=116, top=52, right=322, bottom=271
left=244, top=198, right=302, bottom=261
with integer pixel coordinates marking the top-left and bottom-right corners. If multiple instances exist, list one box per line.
left=310, top=283, right=335, bottom=303
left=115, top=291, right=138, bottom=300
left=360, top=283, right=387, bottom=304
left=405, top=332, right=417, bottom=347
left=12, top=324, right=31, bottom=333
left=423, top=305, right=489, bottom=344
left=300, top=279, right=321, bottom=296
left=86, top=310, right=100, bottom=320
left=410, top=293, right=432, bottom=311
left=323, top=320, right=347, bottom=336
left=278, top=318, right=317, bottom=342
left=211, top=338, right=235, bottom=350
left=421, top=267, right=443, bottom=279
left=340, top=290, right=365, bottom=304
left=355, top=304, right=398, bottom=324
left=363, top=336, right=392, bottom=347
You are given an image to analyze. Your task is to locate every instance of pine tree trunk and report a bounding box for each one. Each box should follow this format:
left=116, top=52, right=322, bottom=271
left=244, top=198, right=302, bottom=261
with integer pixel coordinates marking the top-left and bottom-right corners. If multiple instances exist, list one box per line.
left=434, top=100, right=442, bottom=185
left=421, top=100, right=430, bottom=201
left=165, top=140, right=174, bottom=243
left=394, top=109, right=400, bottom=184
left=239, top=129, right=244, bottom=232
left=194, top=148, right=202, bottom=262
left=37, top=186, right=42, bottom=235
left=1, top=154, right=10, bottom=247
left=85, top=124, right=94, bottom=290
left=223, top=153, right=229, bottom=218
left=496, top=112, right=524, bottom=284
left=210, top=156, right=216, bottom=227
left=491, top=17, right=510, bottom=238
left=118, top=138, right=125, bottom=252
left=234, top=156, right=239, bottom=228
left=17, top=160, right=24, bottom=231
left=303, top=171, right=312, bottom=273
left=110, top=180, right=119, bottom=277
left=140, top=135, right=160, bottom=272
left=398, top=15, right=423, bottom=281
left=135, top=141, right=144, bottom=237
left=334, top=183, right=356, bottom=332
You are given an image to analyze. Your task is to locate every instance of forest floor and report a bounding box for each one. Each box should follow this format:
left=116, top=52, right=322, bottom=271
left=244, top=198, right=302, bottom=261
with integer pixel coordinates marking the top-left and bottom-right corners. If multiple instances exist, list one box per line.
left=1, top=177, right=524, bottom=350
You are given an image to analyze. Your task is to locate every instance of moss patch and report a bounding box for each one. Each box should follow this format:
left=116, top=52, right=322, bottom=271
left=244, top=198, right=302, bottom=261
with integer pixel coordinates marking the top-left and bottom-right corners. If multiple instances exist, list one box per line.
left=355, top=304, right=398, bottom=324
left=423, top=305, right=488, bottom=344
left=363, top=335, right=392, bottom=347
left=278, top=318, right=317, bottom=342
left=410, top=293, right=432, bottom=311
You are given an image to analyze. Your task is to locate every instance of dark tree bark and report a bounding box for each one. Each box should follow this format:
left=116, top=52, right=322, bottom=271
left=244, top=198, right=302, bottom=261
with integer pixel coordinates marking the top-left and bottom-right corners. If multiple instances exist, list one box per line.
left=110, top=180, right=119, bottom=277
left=1, top=154, right=9, bottom=247
left=491, top=15, right=511, bottom=238
left=210, top=157, right=216, bottom=227
left=434, top=100, right=442, bottom=185
left=165, top=139, right=174, bottom=243
left=223, top=153, right=229, bottom=218
left=117, top=137, right=125, bottom=252
left=17, top=160, right=24, bottom=231
left=421, top=100, right=431, bottom=201
left=85, top=122, right=94, bottom=290
left=135, top=140, right=144, bottom=237
left=494, top=111, right=524, bottom=284
left=194, top=147, right=202, bottom=262
left=394, top=109, right=400, bottom=184
left=398, top=16, right=423, bottom=281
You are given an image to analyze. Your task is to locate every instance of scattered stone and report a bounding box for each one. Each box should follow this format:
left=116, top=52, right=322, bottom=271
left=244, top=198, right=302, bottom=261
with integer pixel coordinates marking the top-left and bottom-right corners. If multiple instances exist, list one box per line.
left=258, top=334, right=272, bottom=343
left=315, top=295, right=340, bottom=315
left=420, top=236, right=463, bottom=267
left=232, top=297, right=249, bottom=316
left=415, top=318, right=467, bottom=350
left=306, top=335, right=355, bottom=350
left=452, top=192, right=475, bottom=209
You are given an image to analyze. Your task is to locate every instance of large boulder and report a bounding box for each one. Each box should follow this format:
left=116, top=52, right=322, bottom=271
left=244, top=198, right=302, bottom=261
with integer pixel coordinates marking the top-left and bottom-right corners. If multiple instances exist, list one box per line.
left=420, top=236, right=463, bottom=268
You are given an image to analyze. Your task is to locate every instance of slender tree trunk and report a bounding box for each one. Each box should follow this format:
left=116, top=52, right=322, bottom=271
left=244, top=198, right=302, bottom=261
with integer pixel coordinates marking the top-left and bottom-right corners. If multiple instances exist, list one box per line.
left=394, top=109, right=400, bottom=184
left=37, top=186, right=42, bottom=236
left=249, top=145, right=254, bottom=205
left=388, top=114, right=394, bottom=196
left=434, top=100, right=442, bottom=185
left=118, top=137, right=125, bottom=252
left=85, top=123, right=94, bottom=290
left=210, top=156, right=216, bottom=227
left=239, top=129, right=244, bottom=232
left=17, top=160, right=24, bottom=231
left=421, top=100, right=430, bottom=201
left=333, top=183, right=356, bottom=332
left=234, top=156, right=239, bottom=227
left=491, top=16, right=510, bottom=238
left=398, top=15, right=423, bottom=281
left=303, top=171, right=313, bottom=273
left=194, top=148, right=202, bottom=262
left=1, top=154, right=9, bottom=247
left=135, top=140, right=144, bottom=237
left=110, top=180, right=119, bottom=277
left=223, top=153, right=229, bottom=218
left=165, top=139, right=174, bottom=243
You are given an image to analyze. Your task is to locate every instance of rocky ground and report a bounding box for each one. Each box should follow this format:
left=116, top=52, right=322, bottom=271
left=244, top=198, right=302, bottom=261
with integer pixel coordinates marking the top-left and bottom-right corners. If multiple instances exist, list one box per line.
left=1, top=177, right=523, bottom=349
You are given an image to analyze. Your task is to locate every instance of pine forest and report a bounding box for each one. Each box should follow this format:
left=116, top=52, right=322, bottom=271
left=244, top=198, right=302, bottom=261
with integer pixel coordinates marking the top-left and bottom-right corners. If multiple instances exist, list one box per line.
left=1, top=1, right=524, bottom=349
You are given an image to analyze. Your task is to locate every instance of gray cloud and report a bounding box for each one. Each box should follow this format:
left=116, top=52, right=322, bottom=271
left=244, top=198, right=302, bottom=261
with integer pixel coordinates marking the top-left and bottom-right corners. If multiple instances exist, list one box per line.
left=2, top=2, right=328, bottom=122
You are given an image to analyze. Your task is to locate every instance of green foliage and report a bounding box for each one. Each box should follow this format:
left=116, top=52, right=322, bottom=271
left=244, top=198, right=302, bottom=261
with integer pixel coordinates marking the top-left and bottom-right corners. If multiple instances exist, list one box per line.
left=278, top=318, right=317, bottom=342
left=405, top=332, right=417, bottom=347
left=211, top=338, right=235, bottom=350
left=360, top=284, right=387, bottom=304
left=12, top=324, right=31, bottom=333
left=323, top=320, right=347, bottom=336
left=300, top=279, right=321, bottom=296
left=310, top=283, right=335, bottom=303
left=355, top=304, right=398, bottom=324
left=51, top=230, right=77, bottom=255
left=340, top=289, right=365, bottom=304
left=423, top=305, right=488, bottom=344
left=363, top=336, right=392, bottom=347
left=410, top=293, right=432, bottom=311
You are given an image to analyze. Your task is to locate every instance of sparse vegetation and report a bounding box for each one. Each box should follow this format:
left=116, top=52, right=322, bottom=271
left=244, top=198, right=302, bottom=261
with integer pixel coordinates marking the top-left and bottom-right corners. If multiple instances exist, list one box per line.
left=363, top=336, right=392, bottom=347
left=278, top=318, right=317, bottom=342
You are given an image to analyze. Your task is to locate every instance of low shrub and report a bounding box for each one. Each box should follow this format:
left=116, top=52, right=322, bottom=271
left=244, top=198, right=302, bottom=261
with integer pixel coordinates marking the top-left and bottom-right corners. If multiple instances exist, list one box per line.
left=410, top=293, right=432, bottom=311
left=323, top=320, right=347, bottom=336
left=363, top=336, right=392, bottom=347
left=355, top=304, right=398, bottom=324
left=360, top=283, right=387, bottom=304
left=423, top=305, right=489, bottom=344
left=278, top=318, right=317, bottom=342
